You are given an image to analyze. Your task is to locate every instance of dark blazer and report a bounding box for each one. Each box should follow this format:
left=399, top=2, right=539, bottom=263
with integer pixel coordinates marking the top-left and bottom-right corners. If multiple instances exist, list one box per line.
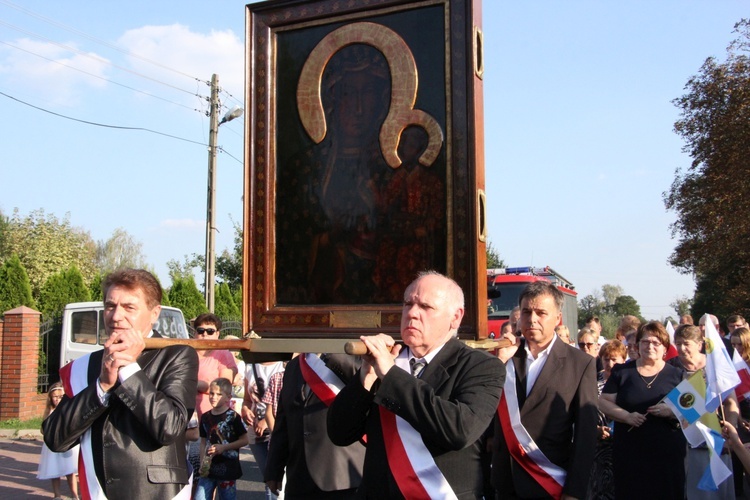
left=491, top=337, right=598, bottom=499
left=328, top=338, right=505, bottom=499
left=43, top=335, right=198, bottom=500
left=265, top=354, right=365, bottom=498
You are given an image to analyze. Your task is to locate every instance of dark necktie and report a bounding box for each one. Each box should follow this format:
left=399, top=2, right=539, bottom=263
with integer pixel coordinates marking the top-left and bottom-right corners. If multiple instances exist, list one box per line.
left=410, top=358, right=426, bottom=378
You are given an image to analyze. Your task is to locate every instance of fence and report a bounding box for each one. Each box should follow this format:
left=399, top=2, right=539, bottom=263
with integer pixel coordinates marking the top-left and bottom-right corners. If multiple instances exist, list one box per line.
left=38, top=314, right=62, bottom=393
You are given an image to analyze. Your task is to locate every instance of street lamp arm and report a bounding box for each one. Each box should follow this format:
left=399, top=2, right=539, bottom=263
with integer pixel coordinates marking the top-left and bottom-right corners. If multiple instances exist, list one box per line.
left=220, top=105, right=244, bottom=125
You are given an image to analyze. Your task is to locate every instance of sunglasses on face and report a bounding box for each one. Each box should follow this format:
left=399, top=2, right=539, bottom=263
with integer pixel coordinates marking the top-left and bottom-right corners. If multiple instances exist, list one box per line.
left=579, top=342, right=596, bottom=348
left=196, top=327, right=218, bottom=335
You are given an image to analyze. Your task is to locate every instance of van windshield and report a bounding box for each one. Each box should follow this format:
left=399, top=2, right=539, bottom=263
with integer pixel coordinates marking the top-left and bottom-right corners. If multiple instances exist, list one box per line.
left=155, top=309, right=189, bottom=339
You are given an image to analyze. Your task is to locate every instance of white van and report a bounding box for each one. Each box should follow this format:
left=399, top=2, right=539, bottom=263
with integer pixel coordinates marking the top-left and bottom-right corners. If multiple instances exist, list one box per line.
left=60, top=301, right=189, bottom=366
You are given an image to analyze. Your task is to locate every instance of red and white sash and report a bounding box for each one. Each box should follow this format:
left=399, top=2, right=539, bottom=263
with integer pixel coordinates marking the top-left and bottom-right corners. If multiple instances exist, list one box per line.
left=497, top=360, right=566, bottom=500
left=60, top=354, right=104, bottom=500
left=299, top=353, right=345, bottom=406
left=378, top=354, right=458, bottom=500
left=59, top=354, right=191, bottom=500
left=300, top=353, right=367, bottom=445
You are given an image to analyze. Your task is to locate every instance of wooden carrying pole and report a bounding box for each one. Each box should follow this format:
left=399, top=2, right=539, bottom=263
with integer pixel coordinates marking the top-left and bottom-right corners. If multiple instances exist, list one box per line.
left=143, top=336, right=514, bottom=357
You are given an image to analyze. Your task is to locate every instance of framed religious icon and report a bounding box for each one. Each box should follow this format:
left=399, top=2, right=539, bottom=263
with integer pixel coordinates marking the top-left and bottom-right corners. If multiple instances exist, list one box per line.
left=244, top=0, right=487, bottom=340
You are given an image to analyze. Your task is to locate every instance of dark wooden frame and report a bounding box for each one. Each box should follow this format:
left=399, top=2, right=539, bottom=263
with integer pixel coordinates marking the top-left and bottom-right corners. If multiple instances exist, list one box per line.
left=243, top=0, right=486, bottom=339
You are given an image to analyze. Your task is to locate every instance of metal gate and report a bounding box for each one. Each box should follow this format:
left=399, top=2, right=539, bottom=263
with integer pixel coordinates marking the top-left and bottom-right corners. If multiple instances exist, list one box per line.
left=38, top=314, right=62, bottom=393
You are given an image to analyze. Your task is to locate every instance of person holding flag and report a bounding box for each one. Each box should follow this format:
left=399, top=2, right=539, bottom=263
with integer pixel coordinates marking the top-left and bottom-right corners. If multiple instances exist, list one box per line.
left=599, top=321, right=686, bottom=499
left=671, top=324, right=739, bottom=499
left=723, top=421, right=750, bottom=476
left=702, top=315, right=741, bottom=415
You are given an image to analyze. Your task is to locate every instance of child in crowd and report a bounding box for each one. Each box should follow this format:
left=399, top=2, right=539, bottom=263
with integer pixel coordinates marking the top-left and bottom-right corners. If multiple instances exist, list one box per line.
left=196, top=378, right=249, bottom=500
left=38, top=382, right=79, bottom=500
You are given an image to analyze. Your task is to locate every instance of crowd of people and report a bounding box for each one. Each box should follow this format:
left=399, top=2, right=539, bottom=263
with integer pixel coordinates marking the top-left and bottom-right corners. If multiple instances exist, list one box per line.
left=37, top=267, right=750, bottom=500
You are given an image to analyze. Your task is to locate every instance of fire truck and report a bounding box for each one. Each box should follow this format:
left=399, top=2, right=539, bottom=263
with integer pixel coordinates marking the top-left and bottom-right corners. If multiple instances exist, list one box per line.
left=487, top=266, right=577, bottom=338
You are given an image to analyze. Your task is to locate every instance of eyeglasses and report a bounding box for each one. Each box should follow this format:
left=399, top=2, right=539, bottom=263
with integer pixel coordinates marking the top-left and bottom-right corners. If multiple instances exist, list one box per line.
left=579, top=342, right=596, bottom=348
left=639, top=339, right=662, bottom=347
left=196, top=327, right=218, bottom=335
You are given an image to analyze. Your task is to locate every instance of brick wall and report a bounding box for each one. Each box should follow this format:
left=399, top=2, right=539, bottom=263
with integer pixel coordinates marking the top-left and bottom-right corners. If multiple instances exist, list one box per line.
left=0, top=306, right=46, bottom=421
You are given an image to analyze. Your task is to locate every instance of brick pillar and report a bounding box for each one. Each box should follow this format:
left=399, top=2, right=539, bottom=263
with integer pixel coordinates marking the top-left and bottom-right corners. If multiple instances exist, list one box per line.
left=0, top=306, right=42, bottom=421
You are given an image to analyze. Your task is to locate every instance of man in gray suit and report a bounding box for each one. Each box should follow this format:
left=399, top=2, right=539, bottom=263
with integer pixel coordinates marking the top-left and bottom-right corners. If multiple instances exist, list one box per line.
left=492, top=281, right=598, bottom=499
left=328, top=271, right=505, bottom=499
left=265, top=353, right=365, bottom=499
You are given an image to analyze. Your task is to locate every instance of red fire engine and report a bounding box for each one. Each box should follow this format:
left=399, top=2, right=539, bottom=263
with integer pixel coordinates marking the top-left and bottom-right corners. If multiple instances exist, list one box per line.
left=487, top=266, right=577, bottom=338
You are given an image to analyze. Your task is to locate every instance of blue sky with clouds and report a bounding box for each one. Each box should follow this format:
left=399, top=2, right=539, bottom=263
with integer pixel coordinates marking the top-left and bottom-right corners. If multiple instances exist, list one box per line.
left=1, top=1, right=746, bottom=320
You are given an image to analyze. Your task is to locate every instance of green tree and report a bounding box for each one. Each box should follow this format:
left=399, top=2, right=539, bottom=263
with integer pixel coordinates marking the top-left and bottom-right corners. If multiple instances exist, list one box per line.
left=486, top=240, right=504, bottom=269
left=216, top=219, right=243, bottom=292
left=168, top=219, right=242, bottom=298
left=601, top=284, right=624, bottom=311
left=671, top=295, right=694, bottom=317
left=95, top=228, right=148, bottom=274
left=215, top=282, right=241, bottom=319
left=612, top=295, right=642, bottom=318
left=168, top=275, right=207, bottom=320
left=89, top=272, right=104, bottom=302
left=0, top=208, right=96, bottom=299
left=167, top=255, right=202, bottom=283
left=37, top=266, right=91, bottom=317
left=578, top=293, right=603, bottom=328
left=577, top=285, right=637, bottom=337
left=665, top=20, right=750, bottom=320
left=233, top=285, right=243, bottom=313
left=0, top=254, right=35, bottom=312
left=0, top=210, right=9, bottom=258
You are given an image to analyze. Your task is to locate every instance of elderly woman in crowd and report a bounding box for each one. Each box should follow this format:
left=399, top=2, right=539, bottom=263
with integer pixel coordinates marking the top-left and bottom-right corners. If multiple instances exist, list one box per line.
left=587, top=340, right=627, bottom=500
left=599, top=321, right=686, bottom=499
left=577, top=327, right=599, bottom=358
left=672, top=323, right=739, bottom=499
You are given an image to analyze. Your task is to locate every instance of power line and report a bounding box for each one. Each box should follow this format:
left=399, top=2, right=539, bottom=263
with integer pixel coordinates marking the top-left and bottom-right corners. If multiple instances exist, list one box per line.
left=0, top=2, right=244, bottom=161
left=217, top=146, right=243, bottom=165
left=0, top=39, right=202, bottom=113
left=0, top=0, right=207, bottom=85
left=0, top=90, right=208, bottom=147
left=0, top=18, right=202, bottom=97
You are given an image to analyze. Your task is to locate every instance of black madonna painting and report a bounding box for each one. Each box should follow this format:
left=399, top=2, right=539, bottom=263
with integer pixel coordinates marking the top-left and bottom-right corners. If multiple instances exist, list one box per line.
left=273, top=7, right=448, bottom=306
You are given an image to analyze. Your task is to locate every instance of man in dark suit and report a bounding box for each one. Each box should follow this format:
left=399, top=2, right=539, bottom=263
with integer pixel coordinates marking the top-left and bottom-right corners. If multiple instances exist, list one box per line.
left=44, top=269, right=198, bottom=500
left=492, top=281, right=598, bottom=499
left=328, top=271, right=505, bottom=499
left=265, top=353, right=365, bottom=498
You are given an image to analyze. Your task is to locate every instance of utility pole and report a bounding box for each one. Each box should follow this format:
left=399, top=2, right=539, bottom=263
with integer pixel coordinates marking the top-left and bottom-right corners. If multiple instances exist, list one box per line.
left=204, top=74, right=220, bottom=312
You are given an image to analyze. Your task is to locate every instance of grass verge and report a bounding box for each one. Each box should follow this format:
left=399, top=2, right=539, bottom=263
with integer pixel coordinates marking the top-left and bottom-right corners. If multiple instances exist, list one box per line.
left=0, top=417, right=43, bottom=430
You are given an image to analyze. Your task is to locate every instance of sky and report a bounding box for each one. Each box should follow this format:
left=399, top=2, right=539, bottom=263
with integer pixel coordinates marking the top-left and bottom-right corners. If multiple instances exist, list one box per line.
left=0, top=0, right=746, bottom=321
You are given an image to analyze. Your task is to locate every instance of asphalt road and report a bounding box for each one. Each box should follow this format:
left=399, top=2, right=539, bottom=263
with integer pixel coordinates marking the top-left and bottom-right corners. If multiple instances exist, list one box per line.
left=0, top=434, right=266, bottom=499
